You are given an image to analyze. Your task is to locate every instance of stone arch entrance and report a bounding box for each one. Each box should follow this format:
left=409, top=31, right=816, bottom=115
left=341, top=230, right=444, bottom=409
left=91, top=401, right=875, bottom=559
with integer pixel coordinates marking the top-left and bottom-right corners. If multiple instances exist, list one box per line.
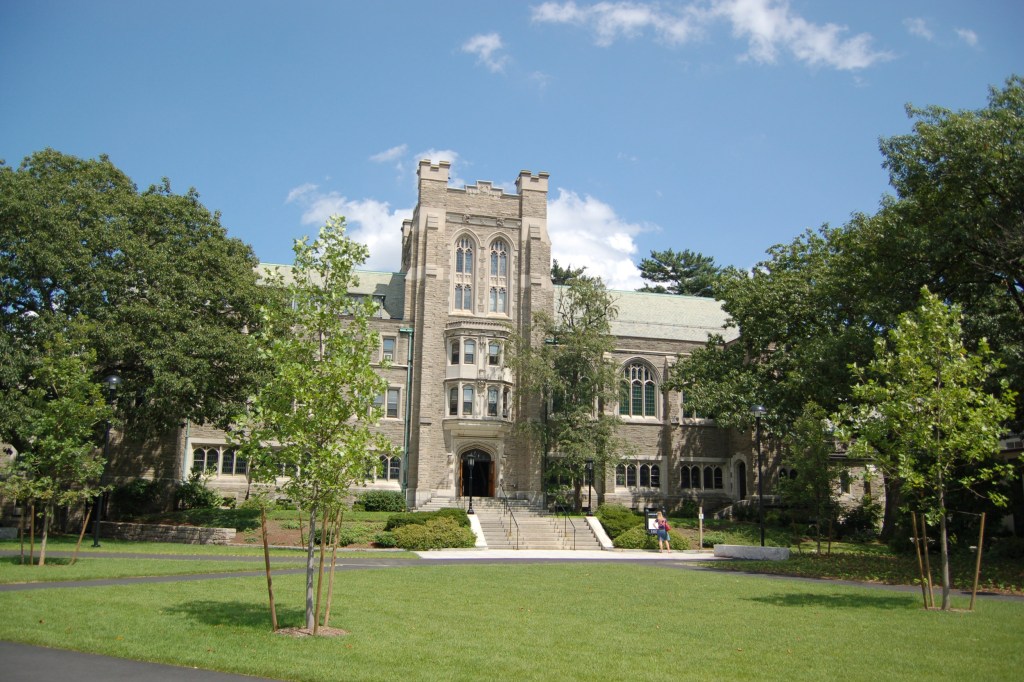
left=736, top=460, right=747, bottom=500
left=460, top=449, right=494, bottom=499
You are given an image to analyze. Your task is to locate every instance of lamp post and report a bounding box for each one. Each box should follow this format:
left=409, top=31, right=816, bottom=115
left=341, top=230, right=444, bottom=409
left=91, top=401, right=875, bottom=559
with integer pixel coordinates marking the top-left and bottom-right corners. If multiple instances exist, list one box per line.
left=92, top=374, right=122, bottom=548
left=750, top=404, right=767, bottom=547
left=466, top=453, right=476, bottom=515
left=585, top=459, right=594, bottom=515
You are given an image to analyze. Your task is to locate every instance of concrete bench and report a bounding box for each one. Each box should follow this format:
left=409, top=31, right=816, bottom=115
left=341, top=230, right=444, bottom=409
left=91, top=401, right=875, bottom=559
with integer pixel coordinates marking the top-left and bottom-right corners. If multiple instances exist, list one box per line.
left=713, top=544, right=790, bottom=561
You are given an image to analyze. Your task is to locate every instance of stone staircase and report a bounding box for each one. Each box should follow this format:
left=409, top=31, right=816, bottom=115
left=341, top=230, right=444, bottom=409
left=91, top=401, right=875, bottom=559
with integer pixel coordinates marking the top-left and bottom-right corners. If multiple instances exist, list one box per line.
left=417, top=496, right=603, bottom=551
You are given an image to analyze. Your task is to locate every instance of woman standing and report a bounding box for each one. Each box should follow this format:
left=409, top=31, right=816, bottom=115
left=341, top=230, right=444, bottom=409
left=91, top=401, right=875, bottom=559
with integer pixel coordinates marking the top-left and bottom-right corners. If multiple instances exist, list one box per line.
left=656, top=511, right=671, bottom=553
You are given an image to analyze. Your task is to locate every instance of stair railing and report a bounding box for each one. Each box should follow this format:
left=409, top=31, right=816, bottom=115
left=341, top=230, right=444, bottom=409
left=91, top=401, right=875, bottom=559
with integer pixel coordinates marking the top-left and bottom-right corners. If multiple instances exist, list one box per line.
left=553, top=503, right=577, bottom=550
left=497, top=483, right=520, bottom=550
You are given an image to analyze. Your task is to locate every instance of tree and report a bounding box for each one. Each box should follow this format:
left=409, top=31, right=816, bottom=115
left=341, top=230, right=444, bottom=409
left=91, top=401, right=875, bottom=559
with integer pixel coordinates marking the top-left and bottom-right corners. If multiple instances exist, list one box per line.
left=637, top=248, right=725, bottom=297
left=0, top=149, right=269, bottom=448
left=776, top=403, right=844, bottom=555
left=880, top=76, right=1024, bottom=321
left=231, top=216, right=394, bottom=633
left=0, top=330, right=112, bottom=565
left=839, top=288, right=1016, bottom=610
left=512, top=276, right=621, bottom=511
left=551, top=259, right=586, bottom=285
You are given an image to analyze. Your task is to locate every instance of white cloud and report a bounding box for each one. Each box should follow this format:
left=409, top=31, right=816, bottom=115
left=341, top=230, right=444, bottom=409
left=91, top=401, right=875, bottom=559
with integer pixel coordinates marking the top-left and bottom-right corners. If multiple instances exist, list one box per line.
left=370, top=144, right=408, bottom=163
left=904, top=17, right=934, bottom=41
left=285, top=183, right=318, bottom=204
left=955, top=28, right=979, bottom=47
left=547, top=188, right=648, bottom=290
left=462, top=33, right=510, bottom=73
left=533, top=0, right=892, bottom=71
left=532, top=1, right=700, bottom=47
left=285, top=186, right=411, bottom=272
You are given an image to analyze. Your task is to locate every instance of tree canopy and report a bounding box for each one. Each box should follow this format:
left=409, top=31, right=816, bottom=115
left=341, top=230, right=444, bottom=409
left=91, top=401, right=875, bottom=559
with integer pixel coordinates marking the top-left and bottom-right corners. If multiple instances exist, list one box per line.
left=839, top=289, right=1016, bottom=609
left=0, top=149, right=269, bottom=444
left=670, top=76, right=1024, bottom=537
left=637, top=248, right=727, bottom=297
left=231, top=216, right=394, bottom=632
left=512, top=275, right=621, bottom=510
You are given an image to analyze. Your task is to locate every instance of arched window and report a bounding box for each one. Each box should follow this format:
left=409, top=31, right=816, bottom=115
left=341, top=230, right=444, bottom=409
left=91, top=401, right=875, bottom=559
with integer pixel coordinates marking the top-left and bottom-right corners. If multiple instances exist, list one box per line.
left=680, top=466, right=692, bottom=489
left=490, top=239, right=507, bottom=276
left=619, top=362, right=658, bottom=417
left=454, top=284, right=472, bottom=311
left=487, top=239, right=510, bottom=315
left=456, top=237, right=473, bottom=274
left=453, top=236, right=475, bottom=313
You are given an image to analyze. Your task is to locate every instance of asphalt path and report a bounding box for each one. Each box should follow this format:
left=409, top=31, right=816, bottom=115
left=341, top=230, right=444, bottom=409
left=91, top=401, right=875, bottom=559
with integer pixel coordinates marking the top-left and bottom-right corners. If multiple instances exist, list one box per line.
left=2, top=547, right=1021, bottom=680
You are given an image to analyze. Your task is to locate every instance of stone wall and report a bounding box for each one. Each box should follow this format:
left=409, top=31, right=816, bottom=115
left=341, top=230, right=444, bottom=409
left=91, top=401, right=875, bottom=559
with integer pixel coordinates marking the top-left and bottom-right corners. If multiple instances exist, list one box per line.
left=99, top=521, right=235, bottom=545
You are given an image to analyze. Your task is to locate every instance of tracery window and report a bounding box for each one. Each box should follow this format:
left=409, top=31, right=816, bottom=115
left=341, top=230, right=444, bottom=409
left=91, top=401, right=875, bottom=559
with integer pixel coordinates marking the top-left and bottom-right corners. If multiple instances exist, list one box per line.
left=453, top=236, right=475, bottom=313
left=619, top=362, right=658, bottom=417
left=487, top=239, right=510, bottom=315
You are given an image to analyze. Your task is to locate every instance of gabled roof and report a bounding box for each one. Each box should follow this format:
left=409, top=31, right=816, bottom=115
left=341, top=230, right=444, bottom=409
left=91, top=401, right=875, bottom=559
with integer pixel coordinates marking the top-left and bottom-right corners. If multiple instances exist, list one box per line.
left=556, top=286, right=738, bottom=344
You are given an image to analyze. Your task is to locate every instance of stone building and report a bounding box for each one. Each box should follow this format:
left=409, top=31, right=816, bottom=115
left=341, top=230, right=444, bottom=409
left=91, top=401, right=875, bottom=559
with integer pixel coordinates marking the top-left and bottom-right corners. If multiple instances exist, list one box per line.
left=184, top=160, right=771, bottom=513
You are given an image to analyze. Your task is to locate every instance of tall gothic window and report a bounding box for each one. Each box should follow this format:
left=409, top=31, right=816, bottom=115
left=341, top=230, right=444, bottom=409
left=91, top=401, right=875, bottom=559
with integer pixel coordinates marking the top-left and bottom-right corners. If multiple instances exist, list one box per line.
left=454, top=236, right=474, bottom=313
left=488, top=239, right=509, bottom=315
left=619, top=362, right=658, bottom=417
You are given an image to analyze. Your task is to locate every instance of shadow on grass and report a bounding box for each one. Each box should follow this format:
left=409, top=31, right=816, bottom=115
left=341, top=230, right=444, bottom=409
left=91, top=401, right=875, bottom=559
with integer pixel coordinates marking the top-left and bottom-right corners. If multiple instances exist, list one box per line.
left=165, top=599, right=306, bottom=630
left=1, top=555, right=73, bottom=566
left=748, top=592, right=916, bottom=609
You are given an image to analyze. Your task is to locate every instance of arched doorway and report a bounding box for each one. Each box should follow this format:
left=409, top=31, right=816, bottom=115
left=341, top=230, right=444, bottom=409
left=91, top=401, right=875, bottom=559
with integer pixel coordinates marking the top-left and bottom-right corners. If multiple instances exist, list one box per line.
left=460, top=449, right=493, bottom=499
left=736, top=460, right=747, bottom=500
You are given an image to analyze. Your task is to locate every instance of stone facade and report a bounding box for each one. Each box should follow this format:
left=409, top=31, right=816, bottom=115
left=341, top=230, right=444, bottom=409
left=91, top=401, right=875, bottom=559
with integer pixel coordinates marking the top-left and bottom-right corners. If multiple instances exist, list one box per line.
left=181, top=160, right=856, bottom=515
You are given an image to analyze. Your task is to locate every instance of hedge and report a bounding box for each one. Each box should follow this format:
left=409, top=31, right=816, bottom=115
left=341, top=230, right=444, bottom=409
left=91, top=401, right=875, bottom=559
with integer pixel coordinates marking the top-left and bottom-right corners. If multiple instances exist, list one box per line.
left=613, top=526, right=690, bottom=551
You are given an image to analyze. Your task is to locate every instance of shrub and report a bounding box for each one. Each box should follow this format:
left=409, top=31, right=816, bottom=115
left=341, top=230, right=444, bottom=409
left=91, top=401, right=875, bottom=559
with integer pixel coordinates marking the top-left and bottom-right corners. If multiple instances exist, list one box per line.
left=174, top=472, right=222, bottom=511
left=110, top=479, right=164, bottom=519
left=613, top=526, right=690, bottom=551
left=837, top=501, right=881, bottom=541
left=373, top=531, right=398, bottom=548
left=385, top=508, right=470, bottom=531
left=673, top=500, right=700, bottom=518
left=392, top=516, right=476, bottom=551
left=358, top=490, right=406, bottom=512
left=595, top=503, right=643, bottom=539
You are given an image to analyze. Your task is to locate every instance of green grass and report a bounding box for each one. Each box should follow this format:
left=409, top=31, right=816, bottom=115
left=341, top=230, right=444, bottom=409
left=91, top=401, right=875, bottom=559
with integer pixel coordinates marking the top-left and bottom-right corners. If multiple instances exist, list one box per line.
left=0, top=563, right=1021, bottom=681
left=0, top=554, right=305, bottom=583
left=0, top=535, right=416, bottom=559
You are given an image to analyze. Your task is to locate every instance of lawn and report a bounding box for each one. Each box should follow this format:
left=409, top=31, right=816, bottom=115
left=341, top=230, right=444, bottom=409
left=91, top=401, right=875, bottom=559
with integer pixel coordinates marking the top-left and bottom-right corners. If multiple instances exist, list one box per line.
left=0, top=562, right=1021, bottom=681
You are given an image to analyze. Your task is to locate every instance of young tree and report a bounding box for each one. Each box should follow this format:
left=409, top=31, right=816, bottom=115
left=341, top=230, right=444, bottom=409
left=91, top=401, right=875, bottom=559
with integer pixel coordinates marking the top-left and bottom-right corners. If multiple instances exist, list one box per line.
left=777, top=403, right=844, bottom=555
left=0, top=331, right=112, bottom=565
left=637, top=248, right=726, bottom=297
left=232, top=216, right=395, bottom=633
left=839, top=288, right=1016, bottom=610
left=513, top=276, right=621, bottom=511
left=0, top=149, right=269, bottom=446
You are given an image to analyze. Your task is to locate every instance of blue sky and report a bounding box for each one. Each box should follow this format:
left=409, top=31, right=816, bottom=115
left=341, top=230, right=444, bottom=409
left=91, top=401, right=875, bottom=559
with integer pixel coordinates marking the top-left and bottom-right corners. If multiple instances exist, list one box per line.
left=2, top=1, right=1021, bottom=289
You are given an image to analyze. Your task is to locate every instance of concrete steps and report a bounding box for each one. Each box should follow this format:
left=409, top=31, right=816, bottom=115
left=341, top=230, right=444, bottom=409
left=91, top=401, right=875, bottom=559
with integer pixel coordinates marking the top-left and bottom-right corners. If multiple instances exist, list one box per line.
left=416, top=496, right=602, bottom=551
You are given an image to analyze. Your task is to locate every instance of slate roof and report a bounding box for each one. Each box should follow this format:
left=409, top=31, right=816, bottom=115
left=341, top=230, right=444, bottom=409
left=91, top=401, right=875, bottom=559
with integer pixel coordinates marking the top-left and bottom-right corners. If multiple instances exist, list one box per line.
left=556, top=286, right=738, bottom=344
left=257, top=264, right=406, bottom=320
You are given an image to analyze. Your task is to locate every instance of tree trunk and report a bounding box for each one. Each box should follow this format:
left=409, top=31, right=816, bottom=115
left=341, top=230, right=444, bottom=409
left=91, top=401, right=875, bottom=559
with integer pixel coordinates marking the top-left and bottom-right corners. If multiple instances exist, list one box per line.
left=938, top=476, right=951, bottom=610
left=38, top=502, right=50, bottom=566
left=261, top=506, right=278, bottom=631
left=71, top=503, right=92, bottom=565
left=305, top=505, right=317, bottom=631
left=880, top=474, right=901, bottom=542
left=323, top=507, right=343, bottom=629
left=313, top=505, right=329, bottom=635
